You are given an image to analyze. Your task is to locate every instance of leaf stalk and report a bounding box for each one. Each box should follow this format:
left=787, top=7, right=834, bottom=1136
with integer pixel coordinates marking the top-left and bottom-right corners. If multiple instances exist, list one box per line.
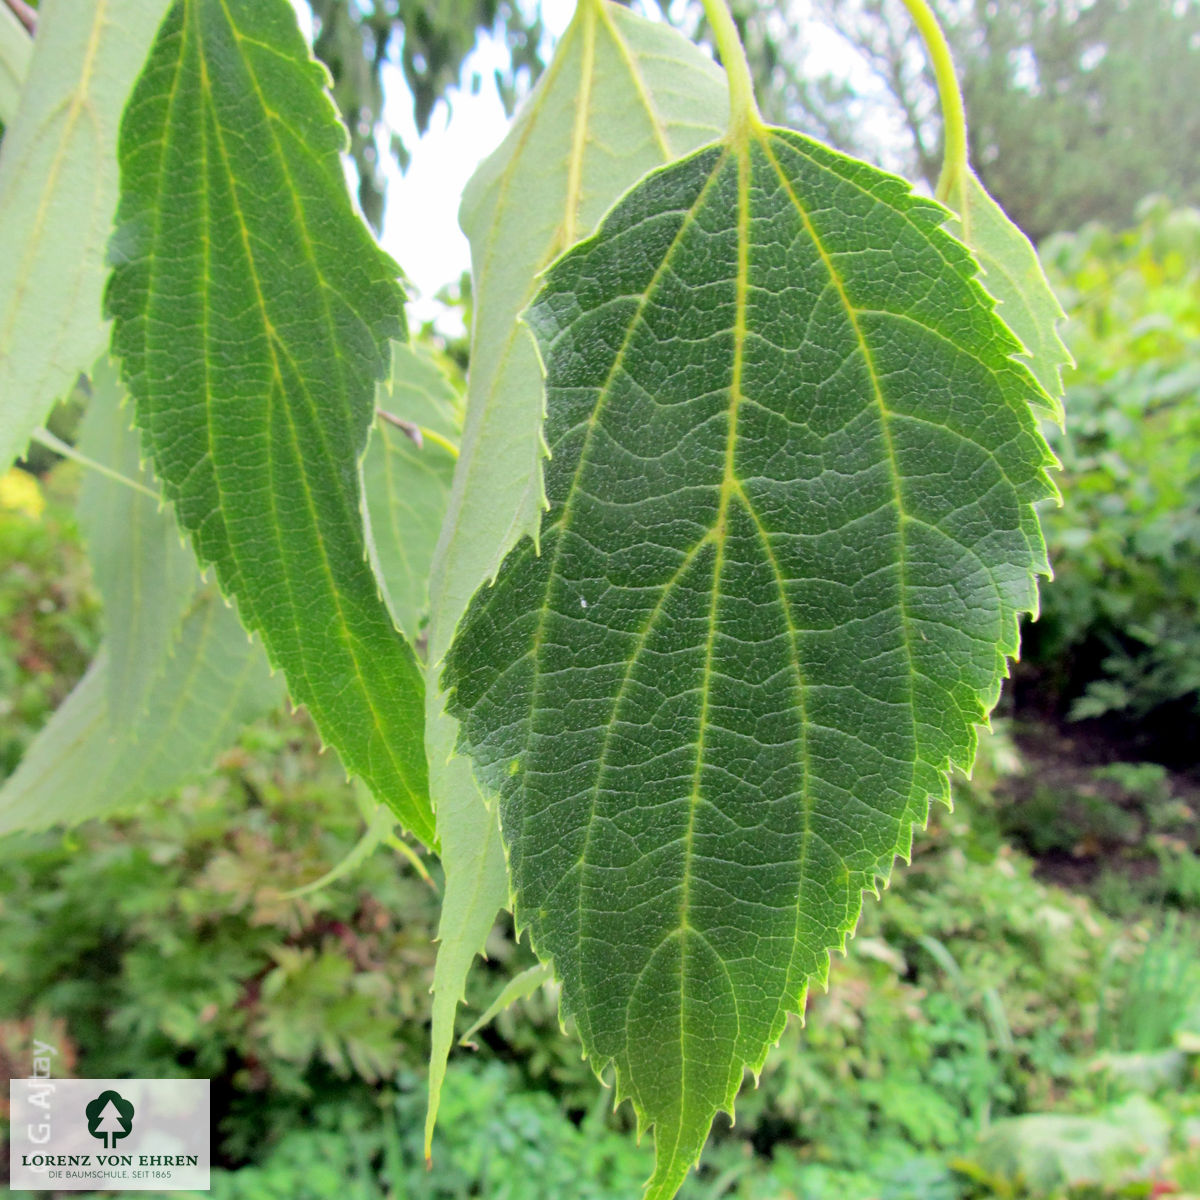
left=898, top=0, right=968, bottom=203
left=699, top=0, right=762, bottom=136
left=32, top=426, right=161, bottom=501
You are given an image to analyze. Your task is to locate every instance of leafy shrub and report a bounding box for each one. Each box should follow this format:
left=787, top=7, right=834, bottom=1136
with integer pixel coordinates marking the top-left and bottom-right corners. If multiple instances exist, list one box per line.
left=0, top=713, right=441, bottom=1118
left=1030, top=199, right=1200, bottom=729
left=0, top=465, right=98, bottom=776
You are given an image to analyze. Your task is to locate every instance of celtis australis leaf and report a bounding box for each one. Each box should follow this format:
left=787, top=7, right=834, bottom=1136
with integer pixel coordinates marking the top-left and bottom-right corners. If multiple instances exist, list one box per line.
left=106, top=0, right=432, bottom=844
left=0, top=599, right=282, bottom=837
left=0, top=365, right=281, bottom=836
left=444, top=130, right=1058, bottom=1199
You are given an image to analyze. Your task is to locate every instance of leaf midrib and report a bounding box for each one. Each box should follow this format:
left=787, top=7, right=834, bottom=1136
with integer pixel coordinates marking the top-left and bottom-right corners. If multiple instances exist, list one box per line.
left=510, top=149, right=731, bottom=1049
left=185, top=0, right=419, bottom=803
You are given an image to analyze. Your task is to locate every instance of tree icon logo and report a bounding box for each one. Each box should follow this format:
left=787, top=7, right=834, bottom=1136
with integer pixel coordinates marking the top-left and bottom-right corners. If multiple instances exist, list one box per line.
left=85, top=1090, right=135, bottom=1149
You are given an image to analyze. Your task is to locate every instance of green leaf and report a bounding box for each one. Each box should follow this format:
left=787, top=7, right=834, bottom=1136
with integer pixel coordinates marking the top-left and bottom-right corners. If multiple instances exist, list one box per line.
left=459, top=962, right=553, bottom=1048
left=944, top=169, right=1071, bottom=419
left=106, top=0, right=433, bottom=844
left=279, top=794, right=397, bottom=899
left=444, top=128, right=1057, bottom=1199
left=0, top=3, right=31, bottom=126
left=422, top=747, right=508, bottom=1160
left=0, top=0, right=170, bottom=474
left=363, top=343, right=460, bottom=642
left=0, top=595, right=282, bottom=836
left=423, top=0, right=728, bottom=1158
left=431, top=0, right=729, bottom=629
left=78, top=357, right=197, bottom=725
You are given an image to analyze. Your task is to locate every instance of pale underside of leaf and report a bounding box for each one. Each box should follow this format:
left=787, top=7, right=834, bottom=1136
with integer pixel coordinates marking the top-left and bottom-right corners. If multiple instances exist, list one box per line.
left=362, top=343, right=460, bottom=642
left=0, top=0, right=170, bottom=475
left=0, top=596, right=282, bottom=836
left=430, top=0, right=729, bottom=648
left=422, top=0, right=728, bottom=1158
left=0, top=354, right=281, bottom=835
left=946, top=169, right=1071, bottom=419
left=106, top=0, right=432, bottom=844
left=445, top=129, right=1057, bottom=1199
left=78, top=356, right=197, bottom=726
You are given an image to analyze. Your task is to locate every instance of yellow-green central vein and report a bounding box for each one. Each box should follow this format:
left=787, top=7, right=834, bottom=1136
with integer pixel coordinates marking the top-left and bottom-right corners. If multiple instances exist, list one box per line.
left=503, top=153, right=730, bottom=1047
left=758, top=130, right=923, bottom=785
left=196, top=0, right=423, bottom=811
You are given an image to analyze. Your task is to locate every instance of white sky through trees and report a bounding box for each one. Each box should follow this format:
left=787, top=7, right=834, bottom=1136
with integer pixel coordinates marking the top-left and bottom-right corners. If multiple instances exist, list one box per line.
left=293, top=0, right=864, bottom=333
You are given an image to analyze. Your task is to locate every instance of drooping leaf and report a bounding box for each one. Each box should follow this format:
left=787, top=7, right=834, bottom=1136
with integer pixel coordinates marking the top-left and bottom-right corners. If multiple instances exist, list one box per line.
left=421, top=751, right=508, bottom=1159
left=0, top=595, right=282, bottom=836
left=444, top=128, right=1058, bottom=1198
left=944, top=169, right=1071, bottom=418
left=0, top=0, right=170, bottom=474
left=362, top=343, right=460, bottom=642
left=78, top=357, right=196, bottom=725
left=423, top=0, right=728, bottom=1157
left=106, top=0, right=432, bottom=844
left=0, top=356, right=282, bottom=836
left=0, top=3, right=31, bottom=125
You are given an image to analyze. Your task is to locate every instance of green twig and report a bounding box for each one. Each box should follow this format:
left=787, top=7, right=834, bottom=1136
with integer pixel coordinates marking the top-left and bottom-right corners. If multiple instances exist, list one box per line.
left=898, top=0, right=968, bottom=203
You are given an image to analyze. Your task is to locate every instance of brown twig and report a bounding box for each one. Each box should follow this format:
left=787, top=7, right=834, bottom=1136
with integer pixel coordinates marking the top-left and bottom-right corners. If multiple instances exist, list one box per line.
left=376, top=407, right=423, bottom=448
left=5, top=0, right=36, bottom=35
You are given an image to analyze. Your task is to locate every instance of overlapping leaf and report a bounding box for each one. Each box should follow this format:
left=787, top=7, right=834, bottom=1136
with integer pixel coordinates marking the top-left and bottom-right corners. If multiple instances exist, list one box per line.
left=0, top=0, right=170, bottom=474
left=430, top=0, right=729, bottom=626
left=944, top=168, right=1071, bottom=417
left=106, top=0, right=432, bottom=844
left=445, top=128, right=1058, bottom=1198
left=362, top=344, right=460, bottom=642
left=0, top=366, right=281, bottom=836
left=423, top=0, right=727, bottom=1156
